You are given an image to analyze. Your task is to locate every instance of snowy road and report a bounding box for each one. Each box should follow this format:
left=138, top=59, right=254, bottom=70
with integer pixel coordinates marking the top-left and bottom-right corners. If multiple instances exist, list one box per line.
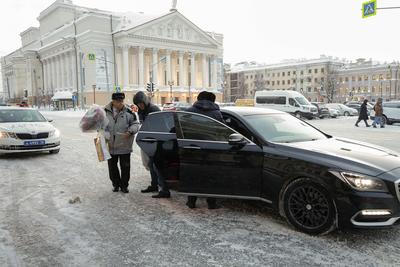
left=1, top=112, right=400, bottom=266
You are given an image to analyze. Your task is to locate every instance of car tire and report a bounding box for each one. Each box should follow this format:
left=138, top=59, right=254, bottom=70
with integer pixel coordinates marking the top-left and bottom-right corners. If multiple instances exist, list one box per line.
left=282, top=178, right=336, bottom=235
left=383, top=115, right=392, bottom=125
left=49, top=149, right=60, bottom=154
left=294, top=112, right=302, bottom=119
left=344, top=111, right=350, bottom=116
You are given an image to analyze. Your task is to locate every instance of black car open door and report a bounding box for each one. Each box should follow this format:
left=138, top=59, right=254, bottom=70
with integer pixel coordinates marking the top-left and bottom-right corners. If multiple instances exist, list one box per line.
left=136, top=112, right=179, bottom=185
left=175, top=112, right=264, bottom=198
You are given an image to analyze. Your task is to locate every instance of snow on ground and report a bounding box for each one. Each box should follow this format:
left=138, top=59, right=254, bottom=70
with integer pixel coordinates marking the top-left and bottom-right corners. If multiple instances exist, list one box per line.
left=0, top=114, right=400, bottom=266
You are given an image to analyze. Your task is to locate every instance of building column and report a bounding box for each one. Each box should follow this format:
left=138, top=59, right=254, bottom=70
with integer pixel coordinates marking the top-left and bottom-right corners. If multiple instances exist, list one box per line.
left=212, top=55, right=218, bottom=89
left=55, top=56, right=60, bottom=90
left=65, top=52, right=71, bottom=89
left=138, top=47, right=145, bottom=88
left=122, top=45, right=130, bottom=89
left=43, top=60, right=49, bottom=92
left=190, top=52, right=196, bottom=88
left=71, top=52, right=76, bottom=91
left=202, top=53, right=208, bottom=89
left=178, top=51, right=184, bottom=88
left=51, top=57, right=56, bottom=92
left=152, top=48, right=158, bottom=85
left=61, top=54, right=66, bottom=89
left=166, top=49, right=172, bottom=85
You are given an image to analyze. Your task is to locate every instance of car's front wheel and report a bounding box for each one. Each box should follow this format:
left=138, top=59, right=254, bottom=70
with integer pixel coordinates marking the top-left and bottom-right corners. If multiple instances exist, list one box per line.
left=344, top=111, right=350, bottom=116
left=283, top=178, right=336, bottom=235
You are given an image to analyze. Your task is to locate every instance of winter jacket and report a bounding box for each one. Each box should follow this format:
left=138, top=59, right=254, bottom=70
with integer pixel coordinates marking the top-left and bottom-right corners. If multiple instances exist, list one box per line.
left=104, top=102, right=140, bottom=155
left=186, top=100, right=224, bottom=122
left=133, top=91, right=160, bottom=122
left=358, top=103, right=369, bottom=120
left=374, top=103, right=383, bottom=117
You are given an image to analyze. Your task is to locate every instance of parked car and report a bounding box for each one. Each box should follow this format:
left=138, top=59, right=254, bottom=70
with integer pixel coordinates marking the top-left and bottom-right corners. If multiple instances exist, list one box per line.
left=370, top=101, right=400, bottom=125
left=162, top=102, right=191, bottom=111
left=326, top=107, right=340, bottom=118
left=136, top=107, right=400, bottom=235
left=324, top=103, right=358, bottom=116
left=254, top=90, right=318, bottom=119
left=0, top=107, right=61, bottom=154
left=311, top=102, right=331, bottom=119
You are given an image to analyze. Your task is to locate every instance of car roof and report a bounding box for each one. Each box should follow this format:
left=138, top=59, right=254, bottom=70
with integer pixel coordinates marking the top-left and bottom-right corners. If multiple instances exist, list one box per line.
left=221, top=106, right=285, bottom=116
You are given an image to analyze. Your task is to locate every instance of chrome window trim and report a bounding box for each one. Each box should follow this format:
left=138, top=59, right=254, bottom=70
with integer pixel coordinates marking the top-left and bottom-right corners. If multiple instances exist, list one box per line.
left=138, top=131, right=176, bottom=135
left=177, top=138, right=257, bottom=146
left=350, top=211, right=400, bottom=227
left=178, top=192, right=272, bottom=204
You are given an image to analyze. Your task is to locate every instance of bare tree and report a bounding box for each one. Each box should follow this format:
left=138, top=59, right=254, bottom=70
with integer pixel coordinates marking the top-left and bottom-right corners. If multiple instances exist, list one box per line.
left=254, top=72, right=266, bottom=92
left=325, top=67, right=339, bottom=103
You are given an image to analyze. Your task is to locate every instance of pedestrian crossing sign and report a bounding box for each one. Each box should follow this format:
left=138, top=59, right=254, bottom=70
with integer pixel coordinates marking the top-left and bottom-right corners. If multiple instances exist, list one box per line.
left=88, top=53, right=96, bottom=61
left=362, top=0, right=377, bottom=18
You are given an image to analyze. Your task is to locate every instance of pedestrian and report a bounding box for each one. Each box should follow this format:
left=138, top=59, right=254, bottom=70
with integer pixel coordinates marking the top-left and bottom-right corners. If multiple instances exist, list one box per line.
left=355, top=99, right=370, bottom=127
left=133, top=91, right=171, bottom=198
left=104, top=92, right=140, bottom=193
left=185, top=91, right=222, bottom=209
left=372, top=98, right=385, bottom=128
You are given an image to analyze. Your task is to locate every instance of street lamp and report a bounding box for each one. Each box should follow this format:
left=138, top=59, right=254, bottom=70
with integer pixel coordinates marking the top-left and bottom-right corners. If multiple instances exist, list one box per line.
left=168, top=80, right=174, bottom=102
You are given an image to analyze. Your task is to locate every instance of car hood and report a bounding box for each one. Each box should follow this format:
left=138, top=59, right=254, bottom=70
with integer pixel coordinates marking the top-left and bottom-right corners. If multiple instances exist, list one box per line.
left=0, top=122, right=55, bottom=134
left=276, top=137, right=400, bottom=177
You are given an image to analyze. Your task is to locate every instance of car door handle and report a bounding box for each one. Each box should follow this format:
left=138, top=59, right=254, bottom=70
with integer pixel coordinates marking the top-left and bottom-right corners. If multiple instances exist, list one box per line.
left=139, top=138, right=157, bottom=143
left=183, top=145, right=201, bottom=150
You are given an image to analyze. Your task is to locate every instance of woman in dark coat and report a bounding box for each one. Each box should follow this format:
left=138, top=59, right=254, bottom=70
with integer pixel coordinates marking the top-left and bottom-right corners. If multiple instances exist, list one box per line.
left=355, top=99, right=370, bottom=127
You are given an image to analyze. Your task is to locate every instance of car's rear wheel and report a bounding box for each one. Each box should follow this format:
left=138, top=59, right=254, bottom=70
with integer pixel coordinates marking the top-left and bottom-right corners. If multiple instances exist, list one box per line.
left=49, top=149, right=60, bottom=154
left=283, top=178, right=336, bottom=235
left=344, top=111, right=350, bottom=116
left=383, top=115, right=391, bottom=125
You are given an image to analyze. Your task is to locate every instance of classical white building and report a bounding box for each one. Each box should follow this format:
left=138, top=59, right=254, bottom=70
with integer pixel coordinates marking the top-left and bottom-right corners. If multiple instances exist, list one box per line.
left=1, top=0, right=224, bottom=107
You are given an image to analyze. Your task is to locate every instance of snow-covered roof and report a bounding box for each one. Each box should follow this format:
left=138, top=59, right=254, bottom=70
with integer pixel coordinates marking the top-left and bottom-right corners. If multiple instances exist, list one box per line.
left=52, top=91, right=73, bottom=100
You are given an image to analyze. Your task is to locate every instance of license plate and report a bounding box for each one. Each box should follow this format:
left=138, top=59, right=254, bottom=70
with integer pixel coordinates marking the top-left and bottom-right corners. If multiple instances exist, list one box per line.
left=24, top=140, right=45, bottom=146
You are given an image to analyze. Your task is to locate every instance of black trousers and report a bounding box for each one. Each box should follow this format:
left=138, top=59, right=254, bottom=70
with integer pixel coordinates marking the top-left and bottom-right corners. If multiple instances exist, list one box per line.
left=356, top=118, right=369, bottom=126
left=108, top=154, right=131, bottom=189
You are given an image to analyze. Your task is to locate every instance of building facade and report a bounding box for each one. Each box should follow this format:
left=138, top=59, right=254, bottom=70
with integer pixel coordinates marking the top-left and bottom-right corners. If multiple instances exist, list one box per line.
left=1, top=0, right=224, bottom=107
left=225, top=56, right=400, bottom=103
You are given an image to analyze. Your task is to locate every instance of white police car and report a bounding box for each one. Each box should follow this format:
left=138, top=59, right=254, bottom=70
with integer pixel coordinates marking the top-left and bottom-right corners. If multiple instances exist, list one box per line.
left=0, top=107, right=60, bottom=154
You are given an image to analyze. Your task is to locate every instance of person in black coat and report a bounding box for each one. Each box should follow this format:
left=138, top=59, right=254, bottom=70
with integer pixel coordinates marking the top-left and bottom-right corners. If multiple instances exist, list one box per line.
left=355, top=99, right=370, bottom=127
left=185, top=91, right=222, bottom=209
left=133, top=91, right=171, bottom=198
left=186, top=91, right=224, bottom=122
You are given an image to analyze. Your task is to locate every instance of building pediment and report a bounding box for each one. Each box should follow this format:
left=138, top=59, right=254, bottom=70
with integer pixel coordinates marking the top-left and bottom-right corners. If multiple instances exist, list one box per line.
left=123, top=12, right=221, bottom=48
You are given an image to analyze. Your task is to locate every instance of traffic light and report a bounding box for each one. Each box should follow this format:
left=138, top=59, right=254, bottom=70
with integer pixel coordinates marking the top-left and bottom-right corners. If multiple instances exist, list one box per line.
left=146, top=82, right=155, bottom=93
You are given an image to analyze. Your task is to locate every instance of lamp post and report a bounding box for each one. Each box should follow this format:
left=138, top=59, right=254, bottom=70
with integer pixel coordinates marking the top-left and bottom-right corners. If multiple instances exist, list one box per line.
left=168, top=80, right=174, bottom=102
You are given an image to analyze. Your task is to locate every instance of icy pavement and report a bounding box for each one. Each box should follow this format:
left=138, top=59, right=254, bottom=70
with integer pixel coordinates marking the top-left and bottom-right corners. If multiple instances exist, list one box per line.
left=1, top=113, right=400, bottom=266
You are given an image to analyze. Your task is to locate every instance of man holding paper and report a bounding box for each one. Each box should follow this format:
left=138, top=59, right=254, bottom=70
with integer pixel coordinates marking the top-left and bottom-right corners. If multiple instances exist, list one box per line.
left=104, top=92, right=140, bottom=193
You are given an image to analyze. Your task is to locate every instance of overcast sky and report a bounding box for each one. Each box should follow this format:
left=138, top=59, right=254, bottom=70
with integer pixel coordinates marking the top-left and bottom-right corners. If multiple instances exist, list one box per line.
left=1, top=0, right=400, bottom=64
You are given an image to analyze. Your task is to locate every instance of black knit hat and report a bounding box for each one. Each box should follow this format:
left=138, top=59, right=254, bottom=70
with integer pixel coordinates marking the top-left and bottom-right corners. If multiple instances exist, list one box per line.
left=112, top=92, right=125, bottom=100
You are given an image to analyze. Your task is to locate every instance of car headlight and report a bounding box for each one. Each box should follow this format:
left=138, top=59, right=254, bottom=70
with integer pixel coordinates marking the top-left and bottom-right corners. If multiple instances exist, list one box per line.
left=0, top=131, right=18, bottom=139
left=49, top=129, right=60, bottom=138
left=333, top=171, right=388, bottom=192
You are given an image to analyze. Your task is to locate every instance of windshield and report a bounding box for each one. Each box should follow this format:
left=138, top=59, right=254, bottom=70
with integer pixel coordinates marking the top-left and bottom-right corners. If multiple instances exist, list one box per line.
left=245, top=113, right=327, bottom=143
left=0, top=109, right=47, bottom=123
left=295, top=97, right=310, bottom=106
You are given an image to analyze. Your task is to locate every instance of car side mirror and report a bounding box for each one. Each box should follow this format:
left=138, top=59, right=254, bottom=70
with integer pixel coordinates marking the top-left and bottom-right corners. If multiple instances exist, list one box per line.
left=228, top=133, right=248, bottom=146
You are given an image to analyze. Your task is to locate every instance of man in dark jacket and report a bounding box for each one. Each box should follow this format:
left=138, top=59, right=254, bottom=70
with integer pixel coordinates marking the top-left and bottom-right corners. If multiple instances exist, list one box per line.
left=186, top=91, right=224, bottom=122
left=185, top=91, right=222, bottom=209
left=133, top=91, right=171, bottom=198
left=104, top=92, right=140, bottom=193
left=355, top=99, right=370, bottom=127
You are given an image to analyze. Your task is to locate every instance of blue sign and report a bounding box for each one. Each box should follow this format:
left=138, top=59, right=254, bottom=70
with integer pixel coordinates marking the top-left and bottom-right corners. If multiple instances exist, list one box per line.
left=72, top=95, right=77, bottom=102
left=362, top=0, right=377, bottom=18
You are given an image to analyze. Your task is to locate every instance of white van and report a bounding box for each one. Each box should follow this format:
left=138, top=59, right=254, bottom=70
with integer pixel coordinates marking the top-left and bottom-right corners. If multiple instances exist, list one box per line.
left=254, top=90, right=318, bottom=119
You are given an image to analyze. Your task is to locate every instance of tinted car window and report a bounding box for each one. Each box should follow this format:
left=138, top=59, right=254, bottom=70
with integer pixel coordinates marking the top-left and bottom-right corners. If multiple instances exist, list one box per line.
left=177, top=113, right=234, bottom=141
left=140, top=112, right=175, bottom=133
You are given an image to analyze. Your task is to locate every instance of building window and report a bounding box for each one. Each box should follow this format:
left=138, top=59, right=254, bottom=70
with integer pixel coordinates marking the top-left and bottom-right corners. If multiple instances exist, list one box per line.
left=300, top=70, right=303, bottom=75
left=364, top=75, right=369, bottom=81
left=307, top=87, right=311, bottom=92
left=261, top=74, right=264, bottom=78
left=321, top=68, right=325, bottom=73
left=314, top=87, right=318, bottom=92
left=300, top=79, right=304, bottom=84
left=246, top=75, right=248, bottom=79
left=321, top=77, right=324, bottom=82
left=272, top=81, right=275, bottom=86
left=314, top=69, right=318, bottom=74
left=277, top=81, right=280, bottom=85
left=287, top=71, right=290, bottom=76
left=177, top=72, right=180, bottom=86
left=272, top=73, right=275, bottom=77
left=282, top=72, right=285, bottom=77
left=282, top=80, right=285, bottom=85
left=287, top=80, right=290, bottom=85
left=277, top=73, right=280, bottom=77
left=308, top=69, right=312, bottom=74
left=345, top=77, right=349, bottom=82
left=358, top=76, right=362, bottom=81
left=307, top=77, right=312, bottom=82
left=340, top=77, right=343, bottom=82
left=314, top=78, right=318, bottom=83
left=293, top=71, right=296, bottom=75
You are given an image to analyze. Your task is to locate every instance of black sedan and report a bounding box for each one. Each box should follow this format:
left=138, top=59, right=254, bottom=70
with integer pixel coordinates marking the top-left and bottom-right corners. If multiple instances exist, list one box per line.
left=136, top=107, right=400, bottom=235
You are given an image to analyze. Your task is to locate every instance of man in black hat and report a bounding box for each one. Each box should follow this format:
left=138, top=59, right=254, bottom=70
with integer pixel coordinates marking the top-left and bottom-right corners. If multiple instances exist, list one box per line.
left=104, top=92, right=140, bottom=193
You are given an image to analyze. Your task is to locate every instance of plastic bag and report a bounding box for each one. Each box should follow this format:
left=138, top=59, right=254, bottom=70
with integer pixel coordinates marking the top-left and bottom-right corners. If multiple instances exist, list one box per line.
left=79, top=105, right=109, bottom=132
left=94, top=132, right=111, bottom=162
